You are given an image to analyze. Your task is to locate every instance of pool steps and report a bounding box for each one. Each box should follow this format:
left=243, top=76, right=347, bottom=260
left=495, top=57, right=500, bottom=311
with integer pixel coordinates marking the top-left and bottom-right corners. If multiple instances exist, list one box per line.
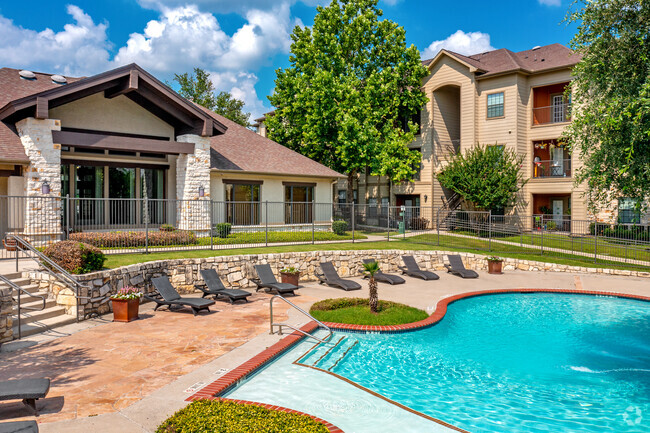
left=297, top=335, right=359, bottom=371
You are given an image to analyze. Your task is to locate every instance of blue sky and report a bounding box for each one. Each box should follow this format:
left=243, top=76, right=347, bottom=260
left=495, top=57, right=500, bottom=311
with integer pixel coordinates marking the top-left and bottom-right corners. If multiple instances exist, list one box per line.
left=0, top=0, right=577, bottom=119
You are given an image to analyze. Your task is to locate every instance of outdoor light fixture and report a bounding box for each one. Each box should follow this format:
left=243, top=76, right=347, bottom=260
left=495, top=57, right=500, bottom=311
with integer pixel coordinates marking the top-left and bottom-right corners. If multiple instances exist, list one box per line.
left=41, top=181, right=50, bottom=195
left=424, top=195, right=428, bottom=203
left=198, top=186, right=205, bottom=197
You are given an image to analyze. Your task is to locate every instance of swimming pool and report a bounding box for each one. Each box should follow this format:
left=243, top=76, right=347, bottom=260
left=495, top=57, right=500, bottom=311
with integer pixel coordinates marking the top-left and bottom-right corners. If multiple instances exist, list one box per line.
left=225, top=293, right=650, bottom=432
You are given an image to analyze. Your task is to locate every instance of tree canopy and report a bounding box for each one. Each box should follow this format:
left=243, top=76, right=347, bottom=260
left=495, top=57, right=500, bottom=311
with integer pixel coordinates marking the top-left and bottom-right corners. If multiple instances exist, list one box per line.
left=173, top=68, right=251, bottom=127
left=437, top=145, right=528, bottom=212
left=563, top=0, right=650, bottom=212
left=265, top=0, right=428, bottom=202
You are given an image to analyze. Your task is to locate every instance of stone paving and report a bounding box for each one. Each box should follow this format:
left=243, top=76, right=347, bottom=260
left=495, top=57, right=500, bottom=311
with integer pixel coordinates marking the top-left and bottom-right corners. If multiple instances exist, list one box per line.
left=0, top=268, right=648, bottom=432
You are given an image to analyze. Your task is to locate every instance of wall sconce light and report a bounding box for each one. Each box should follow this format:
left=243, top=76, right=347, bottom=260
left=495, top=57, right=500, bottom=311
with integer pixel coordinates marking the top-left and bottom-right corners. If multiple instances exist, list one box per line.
left=424, top=195, right=428, bottom=203
left=41, top=181, right=50, bottom=195
left=198, top=186, right=205, bottom=197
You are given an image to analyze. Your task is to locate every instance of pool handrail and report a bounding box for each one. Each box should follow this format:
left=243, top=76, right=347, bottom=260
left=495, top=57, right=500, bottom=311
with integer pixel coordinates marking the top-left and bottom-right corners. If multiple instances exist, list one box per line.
left=269, top=294, right=333, bottom=343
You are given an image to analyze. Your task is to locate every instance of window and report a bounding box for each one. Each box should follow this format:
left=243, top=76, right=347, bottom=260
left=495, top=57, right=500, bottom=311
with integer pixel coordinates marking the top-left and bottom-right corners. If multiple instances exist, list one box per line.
left=487, top=92, right=504, bottom=118
left=400, top=109, right=422, bottom=135
left=368, top=197, right=378, bottom=218
left=411, top=148, right=422, bottom=181
left=337, top=189, right=357, bottom=204
left=619, top=198, right=641, bottom=224
left=285, top=184, right=314, bottom=224
left=141, top=168, right=166, bottom=224
left=225, top=182, right=261, bottom=225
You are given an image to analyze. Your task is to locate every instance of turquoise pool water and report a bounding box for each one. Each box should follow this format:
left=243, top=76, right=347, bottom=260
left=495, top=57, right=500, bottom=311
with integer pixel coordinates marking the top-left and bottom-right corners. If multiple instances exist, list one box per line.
left=228, top=293, right=650, bottom=432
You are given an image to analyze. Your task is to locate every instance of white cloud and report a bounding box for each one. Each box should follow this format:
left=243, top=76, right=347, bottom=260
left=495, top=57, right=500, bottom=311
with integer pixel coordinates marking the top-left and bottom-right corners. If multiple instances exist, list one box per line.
left=137, top=0, right=325, bottom=15
left=538, top=0, right=561, bottom=6
left=209, top=71, right=267, bottom=119
left=421, top=30, right=495, bottom=59
left=0, top=5, right=111, bottom=75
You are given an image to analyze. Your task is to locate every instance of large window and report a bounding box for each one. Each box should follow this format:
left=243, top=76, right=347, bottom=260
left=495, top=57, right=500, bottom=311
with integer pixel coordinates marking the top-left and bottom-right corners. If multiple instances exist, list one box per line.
left=487, top=92, right=504, bottom=118
left=400, top=109, right=422, bottom=135
left=109, top=167, right=136, bottom=225
left=619, top=198, right=641, bottom=224
left=141, top=168, right=166, bottom=224
left=225, top=182, right=261, bottom=225
left=285, top=184, right=314, bottom=224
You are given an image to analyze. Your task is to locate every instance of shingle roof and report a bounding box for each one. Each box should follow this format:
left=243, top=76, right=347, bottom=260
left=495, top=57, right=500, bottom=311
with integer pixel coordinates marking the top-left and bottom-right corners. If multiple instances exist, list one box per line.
left=195, top=105, right=343, bottom=178
left=423, top=43, right=581, bottom=78
left=0, top=68, right=81, bottom=162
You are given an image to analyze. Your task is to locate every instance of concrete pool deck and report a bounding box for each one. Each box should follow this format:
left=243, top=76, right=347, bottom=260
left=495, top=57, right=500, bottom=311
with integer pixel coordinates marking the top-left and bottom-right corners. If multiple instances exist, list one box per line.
left=0, top=268, right=648, bottom=432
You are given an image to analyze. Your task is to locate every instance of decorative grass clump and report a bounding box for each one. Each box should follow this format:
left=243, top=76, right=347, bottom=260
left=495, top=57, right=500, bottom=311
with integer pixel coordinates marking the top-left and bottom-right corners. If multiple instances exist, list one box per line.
left=156, top=400, right=328, bottom=433
left=310, top=298, right=428, bottom=326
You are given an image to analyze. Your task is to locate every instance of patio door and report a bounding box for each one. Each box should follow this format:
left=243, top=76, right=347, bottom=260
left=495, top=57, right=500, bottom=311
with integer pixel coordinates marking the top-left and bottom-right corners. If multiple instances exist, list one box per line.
left=552, top=94, right=565, bottom=123
left=550, top=146, right=564, bottom=176
left=552, top=199, right=563, bottom=224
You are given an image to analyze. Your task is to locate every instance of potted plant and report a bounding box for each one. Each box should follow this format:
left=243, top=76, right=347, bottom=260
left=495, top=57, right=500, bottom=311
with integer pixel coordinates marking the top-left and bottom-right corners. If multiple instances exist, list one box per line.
left=486, top=256, right=504, bottom=274
left=111, top=286, right=143, bottom=322
left=279, top=266, right=300, bottom=286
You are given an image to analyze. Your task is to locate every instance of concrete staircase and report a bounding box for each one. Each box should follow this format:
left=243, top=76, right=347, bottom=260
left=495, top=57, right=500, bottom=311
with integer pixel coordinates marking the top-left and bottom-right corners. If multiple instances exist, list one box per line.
left=1, top=272, right=76, bottom=339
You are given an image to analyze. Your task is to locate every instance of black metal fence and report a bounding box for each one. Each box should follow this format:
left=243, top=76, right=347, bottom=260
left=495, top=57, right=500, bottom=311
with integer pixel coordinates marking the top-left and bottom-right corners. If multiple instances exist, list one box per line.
left=1, top=195, right=649, bottom=269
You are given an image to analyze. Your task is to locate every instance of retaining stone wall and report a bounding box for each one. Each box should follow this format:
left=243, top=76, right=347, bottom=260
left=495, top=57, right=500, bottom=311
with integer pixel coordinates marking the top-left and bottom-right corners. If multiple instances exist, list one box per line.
left=26, top=250, right=650, bottom=319
left=0, top=287, right=13, bottom=344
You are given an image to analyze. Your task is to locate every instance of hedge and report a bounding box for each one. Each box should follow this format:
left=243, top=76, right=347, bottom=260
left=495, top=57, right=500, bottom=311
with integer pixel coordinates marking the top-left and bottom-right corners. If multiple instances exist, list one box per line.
left=70, top=230, right=198, bottom=248
left=43, top=241, right=106, bottom=274
left=156, top=400, right=329, bottom=433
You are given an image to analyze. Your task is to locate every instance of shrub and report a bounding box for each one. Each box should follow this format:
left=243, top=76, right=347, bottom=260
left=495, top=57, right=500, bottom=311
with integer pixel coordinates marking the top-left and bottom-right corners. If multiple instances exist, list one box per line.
left=546, top=220, right=557, bottom=231
left=159, top=224, right=175, bottom=232
left=214, top=223, right=232, bottom=238
left=409, top=216, right=429, bottom=230
left=43, top=241, right=106, bottom=274
left=70, top=230, right=197, bottom=248
left=156, top=400, right=328, bottom=433
left=331, top=220, right=348, bottom=235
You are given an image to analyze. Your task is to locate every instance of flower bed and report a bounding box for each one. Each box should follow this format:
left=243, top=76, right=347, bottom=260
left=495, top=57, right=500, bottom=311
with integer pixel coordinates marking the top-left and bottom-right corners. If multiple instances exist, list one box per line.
left=310, top=298, right=428, bottom=326
left=70, top=230, right=198, bottom=248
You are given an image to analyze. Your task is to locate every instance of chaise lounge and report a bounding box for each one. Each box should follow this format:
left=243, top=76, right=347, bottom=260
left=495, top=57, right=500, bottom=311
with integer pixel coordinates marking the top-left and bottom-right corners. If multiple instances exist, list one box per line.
left=146, top=276, right=215, bottom=316
left=0, top=421, right=38, bottom=433
left=195, top=269, right=251, bottom=304
left=0, top=378, right=50, bottom=416
left=362, top=259, right=405, bottom=285
left=444, top=255, right=479, bottom=278
left=252, top=264, right=299, bottom=296
left=316, top=261, right=362, bottom=291
left=399, top=255, right=440, bottom=280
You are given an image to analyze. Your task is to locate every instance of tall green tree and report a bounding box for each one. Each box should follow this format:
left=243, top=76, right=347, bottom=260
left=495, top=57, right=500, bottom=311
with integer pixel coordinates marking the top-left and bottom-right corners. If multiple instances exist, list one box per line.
left=266, top=0, right=428, bottom=203
left=437, top=145, right=527, bottom=212
left=173, top=68, right=251, bottom=127
left=563, top=0, right=650, bottom=213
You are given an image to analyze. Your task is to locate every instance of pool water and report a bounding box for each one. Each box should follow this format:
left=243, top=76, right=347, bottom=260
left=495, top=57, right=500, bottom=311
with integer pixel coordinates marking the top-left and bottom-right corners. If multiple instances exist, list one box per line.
left=228, top=293, right=650, bottom=432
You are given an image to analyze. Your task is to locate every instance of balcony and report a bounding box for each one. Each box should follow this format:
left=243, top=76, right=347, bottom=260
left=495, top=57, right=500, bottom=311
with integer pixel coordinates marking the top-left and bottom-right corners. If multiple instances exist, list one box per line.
left=532, top=159, right=572, bottom=179
left=532, top=103, right=571, bottom=126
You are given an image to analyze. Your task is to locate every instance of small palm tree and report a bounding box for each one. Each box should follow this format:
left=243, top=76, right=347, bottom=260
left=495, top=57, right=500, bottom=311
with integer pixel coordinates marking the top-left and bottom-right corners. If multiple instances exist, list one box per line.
left=363, top=261, right=380, bottom=313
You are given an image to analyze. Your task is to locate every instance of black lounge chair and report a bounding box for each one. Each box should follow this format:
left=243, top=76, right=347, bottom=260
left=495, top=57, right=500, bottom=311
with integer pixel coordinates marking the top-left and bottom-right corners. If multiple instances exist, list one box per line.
left=316, top=262, right=362, bottom=291
left=195, top=269, right=251, bottom=304
left=0, top=378, right=50, bottom=416
left=252, top=264, right=299, bottom=296
left=362, top=259, right=405, bottom=285
left=444, top=255, right=479, bottom=279
left=0, top=421, right=38, bottom=433
left=146, top=276, right=215, bottom=316
left=399, top=255, right=439, bottom=280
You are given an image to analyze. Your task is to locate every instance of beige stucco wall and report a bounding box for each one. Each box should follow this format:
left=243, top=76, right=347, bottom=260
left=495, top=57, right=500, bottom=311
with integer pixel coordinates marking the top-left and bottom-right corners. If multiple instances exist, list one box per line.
left=49, top=93, right=175, bottom=139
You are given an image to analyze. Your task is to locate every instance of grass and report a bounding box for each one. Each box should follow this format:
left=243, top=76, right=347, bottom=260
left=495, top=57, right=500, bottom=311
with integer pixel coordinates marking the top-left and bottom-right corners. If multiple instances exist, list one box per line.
left=309, top=298, right=428, bottom=326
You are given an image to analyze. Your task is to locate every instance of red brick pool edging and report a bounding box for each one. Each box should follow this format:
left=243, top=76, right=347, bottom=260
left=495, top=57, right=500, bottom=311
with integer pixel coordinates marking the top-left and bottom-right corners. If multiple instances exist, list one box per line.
left=188, top=289, right=650, bottom=432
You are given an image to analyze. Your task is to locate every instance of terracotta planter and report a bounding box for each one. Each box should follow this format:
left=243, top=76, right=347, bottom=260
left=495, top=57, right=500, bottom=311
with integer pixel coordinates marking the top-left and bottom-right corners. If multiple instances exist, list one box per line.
left=2, top=239, right=17, bottom=252
left=280, top=272, right=300, bottom=286
left=487, top=260, right=503, bottom=274
left=111, top=298, right=140, bottom=322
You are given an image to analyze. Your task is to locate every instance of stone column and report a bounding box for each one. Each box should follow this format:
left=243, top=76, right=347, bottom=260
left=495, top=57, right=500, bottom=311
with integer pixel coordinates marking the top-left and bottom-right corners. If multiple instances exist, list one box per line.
left=16, top=117, right=62, bottom=245
left=176, top=134, right=211, bottom=234
left=0, top=286, right=13, bottom=344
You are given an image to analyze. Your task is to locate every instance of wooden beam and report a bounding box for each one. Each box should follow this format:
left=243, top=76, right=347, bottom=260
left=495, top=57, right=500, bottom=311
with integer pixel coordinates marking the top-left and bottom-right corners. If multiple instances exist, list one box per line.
left=104, top=70, right=139, bottom=99
left=35, top=97, right=48, bottom=119
left=52, top=130, right=195, bottom=154
left=133, top=84, right=196, bottom=127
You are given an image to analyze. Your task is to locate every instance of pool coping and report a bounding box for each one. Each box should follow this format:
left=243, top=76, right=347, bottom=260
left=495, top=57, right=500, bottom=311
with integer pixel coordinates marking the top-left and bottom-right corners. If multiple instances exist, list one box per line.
left=188, top=289, right=650, bottom=432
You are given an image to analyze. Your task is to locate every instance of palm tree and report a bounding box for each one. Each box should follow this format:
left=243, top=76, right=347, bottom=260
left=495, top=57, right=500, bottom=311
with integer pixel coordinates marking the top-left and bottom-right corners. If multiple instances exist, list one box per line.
left=362, top=261, right=380, bottom=313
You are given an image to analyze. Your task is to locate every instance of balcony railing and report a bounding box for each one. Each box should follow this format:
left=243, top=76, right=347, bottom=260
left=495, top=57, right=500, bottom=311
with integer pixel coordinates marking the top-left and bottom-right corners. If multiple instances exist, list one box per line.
left=532, top=159, right=572, bottom=178
left=532, top=103, right=571, bottom=125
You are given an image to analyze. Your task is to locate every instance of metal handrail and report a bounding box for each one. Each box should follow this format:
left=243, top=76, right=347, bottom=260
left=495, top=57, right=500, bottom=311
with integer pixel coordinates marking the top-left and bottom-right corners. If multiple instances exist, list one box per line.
left=0, top=274, right=46, bottom=340
left=269, top=295, right=333, bottom=343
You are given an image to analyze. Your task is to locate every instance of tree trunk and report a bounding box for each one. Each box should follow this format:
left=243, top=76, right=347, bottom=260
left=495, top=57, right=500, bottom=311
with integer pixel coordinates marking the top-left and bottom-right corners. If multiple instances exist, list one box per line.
left=368, top=276, right=378, bottom=313
left=346, top=171, right=356, bottom=204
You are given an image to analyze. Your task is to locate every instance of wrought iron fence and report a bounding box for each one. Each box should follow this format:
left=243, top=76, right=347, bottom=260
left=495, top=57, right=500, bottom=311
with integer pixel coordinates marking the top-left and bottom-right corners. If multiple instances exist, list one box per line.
left=1, top=195, right=648, bottom=270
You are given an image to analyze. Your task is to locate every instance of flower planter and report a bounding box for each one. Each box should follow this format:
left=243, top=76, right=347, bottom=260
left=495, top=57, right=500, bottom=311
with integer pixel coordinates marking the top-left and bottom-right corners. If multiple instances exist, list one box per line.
left=487, top=260, right=503, bottom=275
left=2, top=238, right=17, bottom=252
left=111, top=298, right=140, bottom=322
left=280, top=272, right=300, bottom=286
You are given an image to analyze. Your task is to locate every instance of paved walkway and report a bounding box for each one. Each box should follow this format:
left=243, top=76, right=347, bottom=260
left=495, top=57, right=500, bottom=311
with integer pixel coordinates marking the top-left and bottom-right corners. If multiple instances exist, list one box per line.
left=0, top=269, right=648, bottom=432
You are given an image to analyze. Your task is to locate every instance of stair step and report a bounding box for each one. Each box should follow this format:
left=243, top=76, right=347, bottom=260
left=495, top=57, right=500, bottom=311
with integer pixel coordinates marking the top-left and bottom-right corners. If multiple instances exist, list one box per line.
left=2, top=272, right=22, bottom=280
left=12, top=296, right=56, bottom=312
left=316, top=338, right=359, bottom=371
left=12, top=312, right=76, bottom=338
left=13, top=305, right=68, bottom=325
left=4, top=278, right=32, bottom=287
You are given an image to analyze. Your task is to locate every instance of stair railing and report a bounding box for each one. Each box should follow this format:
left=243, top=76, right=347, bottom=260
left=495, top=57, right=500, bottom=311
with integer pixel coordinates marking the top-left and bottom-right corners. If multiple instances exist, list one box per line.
left=269, top=295, right=333, bottom=343
left=0, top=274, right=46, bottom=340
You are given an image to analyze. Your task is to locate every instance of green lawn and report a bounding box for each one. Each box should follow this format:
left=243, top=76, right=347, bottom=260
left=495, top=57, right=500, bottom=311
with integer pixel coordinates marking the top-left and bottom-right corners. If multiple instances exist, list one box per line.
left=309, top=298, right=428, bottom=326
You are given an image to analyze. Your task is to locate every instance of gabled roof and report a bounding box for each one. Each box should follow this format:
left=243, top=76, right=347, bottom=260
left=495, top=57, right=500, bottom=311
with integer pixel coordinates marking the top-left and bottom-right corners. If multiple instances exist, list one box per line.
left=195, top=105, right=343, bottom=179
left=422, top=43, right=581, bottom=79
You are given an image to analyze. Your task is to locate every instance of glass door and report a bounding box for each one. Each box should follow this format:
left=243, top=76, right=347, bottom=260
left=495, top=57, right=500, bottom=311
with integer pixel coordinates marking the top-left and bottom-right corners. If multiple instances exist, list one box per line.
left=75, top=165, right=104, bottom=227
left=109, top=167, right=136, bottom=225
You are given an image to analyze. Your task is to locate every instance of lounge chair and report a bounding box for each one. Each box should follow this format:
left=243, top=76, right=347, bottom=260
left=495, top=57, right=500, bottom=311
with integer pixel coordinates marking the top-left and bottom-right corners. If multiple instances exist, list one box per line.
left=195, top=269, right=251, bottom=304
left=252, top=264, right=299, bottom=296
left=444, top=255, right=479, bottom=278
left=146, top=276, right=215, bottom=316
left=362, top=259, right=405, bottom=285
left=0, top=421, right=38, bottom=433
left=316, top=262, right=362, bottom=291
left=0, top=378, right=50, bottom=416
left=398, top=255, right=440, bottom=280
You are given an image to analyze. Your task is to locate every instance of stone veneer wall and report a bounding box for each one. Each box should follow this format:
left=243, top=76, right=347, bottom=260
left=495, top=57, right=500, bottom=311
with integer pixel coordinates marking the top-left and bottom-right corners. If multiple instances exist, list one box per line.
left=26, top=250, right=650, bottom=319
left=0, top=287, right=13, bottom=344
left=175, top=134, right=211, bottom=233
